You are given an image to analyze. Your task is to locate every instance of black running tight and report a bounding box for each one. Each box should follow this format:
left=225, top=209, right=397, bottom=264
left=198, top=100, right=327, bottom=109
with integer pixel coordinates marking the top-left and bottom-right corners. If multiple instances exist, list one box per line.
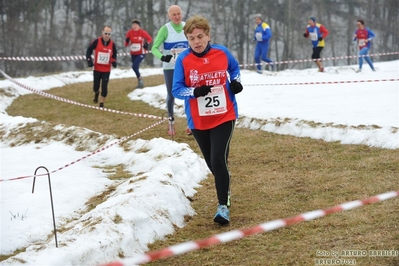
left=191, top=120, right=235, bottom=206
left=93, top=70, right=110, bottom=97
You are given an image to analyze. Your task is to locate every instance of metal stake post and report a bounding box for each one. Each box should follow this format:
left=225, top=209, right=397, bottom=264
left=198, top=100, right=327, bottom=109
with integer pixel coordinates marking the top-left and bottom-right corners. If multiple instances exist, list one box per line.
left=32, top=166, right=58, bottom=248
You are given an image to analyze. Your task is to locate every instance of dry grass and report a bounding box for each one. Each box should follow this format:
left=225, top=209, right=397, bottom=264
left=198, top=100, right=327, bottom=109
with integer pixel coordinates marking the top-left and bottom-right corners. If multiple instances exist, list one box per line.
left=148, top=132, right=399, bottom=265
left=3, top=70, right=399, bottom=265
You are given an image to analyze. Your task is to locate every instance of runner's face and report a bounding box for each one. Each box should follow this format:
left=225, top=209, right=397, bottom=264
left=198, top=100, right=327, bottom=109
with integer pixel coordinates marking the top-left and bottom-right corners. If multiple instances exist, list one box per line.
left=168, top=7, right=182, bottom=25
left=132, top=23, right=140, bottom=31
left=356, top=22, right=364, bottom=29
left=187, top=28, right=210, bottom=54
left=102, top=27, right=112, bottom=41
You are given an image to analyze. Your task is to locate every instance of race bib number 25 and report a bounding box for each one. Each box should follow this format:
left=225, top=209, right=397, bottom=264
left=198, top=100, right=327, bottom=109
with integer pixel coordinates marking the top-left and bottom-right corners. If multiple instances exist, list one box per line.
left=197, top=85, right=227, bottom=116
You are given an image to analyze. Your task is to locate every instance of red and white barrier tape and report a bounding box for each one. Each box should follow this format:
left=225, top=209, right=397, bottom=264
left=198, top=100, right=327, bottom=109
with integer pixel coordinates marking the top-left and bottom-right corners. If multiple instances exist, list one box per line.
left=1, top=51, right=398, bottom=69
left=246, top=78, right=399, bottom=87
left=0, top=119, right=166, bottom=183
left=101, top=190, right=399, bottom=266
left=0, top=52, right=134, bottom=61
left=241, top=51, right=399, bottom=68
left=48, top=118, right=166, bottom=176
left=0, top=69, right=163, bottom=120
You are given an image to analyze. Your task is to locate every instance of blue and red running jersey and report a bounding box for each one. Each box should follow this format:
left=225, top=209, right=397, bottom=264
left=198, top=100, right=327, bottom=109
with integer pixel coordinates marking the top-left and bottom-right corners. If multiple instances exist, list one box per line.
left=173, top=44, right=241, bottom=130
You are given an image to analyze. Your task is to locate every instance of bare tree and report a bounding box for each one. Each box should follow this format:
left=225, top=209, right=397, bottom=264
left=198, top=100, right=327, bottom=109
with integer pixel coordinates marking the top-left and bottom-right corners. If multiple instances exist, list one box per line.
left=0, top=0, right=398, bottom=77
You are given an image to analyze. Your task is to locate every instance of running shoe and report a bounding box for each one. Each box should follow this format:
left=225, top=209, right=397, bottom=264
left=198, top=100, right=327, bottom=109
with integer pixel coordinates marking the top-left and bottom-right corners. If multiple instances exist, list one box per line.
left=168, top=117, right=175, bottom=136
left=270, top=63, right=275, bottom=72
left=93, top=92, right=99, bottom=103
left=213, top=204, right=230, bottom=224
left=136, top=78, right=144, bottom=89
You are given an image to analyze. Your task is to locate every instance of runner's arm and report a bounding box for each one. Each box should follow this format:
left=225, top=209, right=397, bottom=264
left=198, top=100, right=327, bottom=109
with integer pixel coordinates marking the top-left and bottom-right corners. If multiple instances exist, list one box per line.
left=151, top=25, right=168, bottom=60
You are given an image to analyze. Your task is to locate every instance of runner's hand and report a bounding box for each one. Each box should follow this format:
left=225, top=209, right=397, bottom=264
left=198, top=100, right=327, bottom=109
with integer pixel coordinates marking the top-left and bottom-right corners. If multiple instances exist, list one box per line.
left=161, top=55, right=173, bottom=62
left=87, top=59, right=93, bottom=67
left=230, top=80, right=243, bottom=94
left=194, top=85, right=213, bottom=98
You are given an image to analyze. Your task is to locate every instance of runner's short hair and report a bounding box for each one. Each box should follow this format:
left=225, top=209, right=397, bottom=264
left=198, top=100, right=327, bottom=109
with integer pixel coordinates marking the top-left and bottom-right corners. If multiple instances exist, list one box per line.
left=183, top=15, right=210, bottom=36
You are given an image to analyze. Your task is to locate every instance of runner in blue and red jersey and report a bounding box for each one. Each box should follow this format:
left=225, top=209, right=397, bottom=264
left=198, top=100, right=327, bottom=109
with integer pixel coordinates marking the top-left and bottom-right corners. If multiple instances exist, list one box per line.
left=172, top=15, right=243, bottom=225
left=124, top=19, right=152, bottom=88
left=353, top=19, right=376, bottom=72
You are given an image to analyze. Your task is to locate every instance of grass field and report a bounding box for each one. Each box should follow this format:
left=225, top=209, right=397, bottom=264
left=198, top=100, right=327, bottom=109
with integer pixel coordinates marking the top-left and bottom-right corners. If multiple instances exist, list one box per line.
left=4, top=73, right=399, bottom=265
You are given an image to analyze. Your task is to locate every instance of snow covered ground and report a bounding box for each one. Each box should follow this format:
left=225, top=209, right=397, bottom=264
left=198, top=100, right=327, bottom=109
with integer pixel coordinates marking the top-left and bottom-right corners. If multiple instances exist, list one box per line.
left=0, top=60, right=398, bottom=265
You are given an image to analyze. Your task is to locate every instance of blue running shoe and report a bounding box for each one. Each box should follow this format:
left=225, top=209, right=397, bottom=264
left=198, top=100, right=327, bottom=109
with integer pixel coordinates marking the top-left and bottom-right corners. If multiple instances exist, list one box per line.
left=270, top=63, right=275, bottom=72
left=213, top=205, right=230, bottom=224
